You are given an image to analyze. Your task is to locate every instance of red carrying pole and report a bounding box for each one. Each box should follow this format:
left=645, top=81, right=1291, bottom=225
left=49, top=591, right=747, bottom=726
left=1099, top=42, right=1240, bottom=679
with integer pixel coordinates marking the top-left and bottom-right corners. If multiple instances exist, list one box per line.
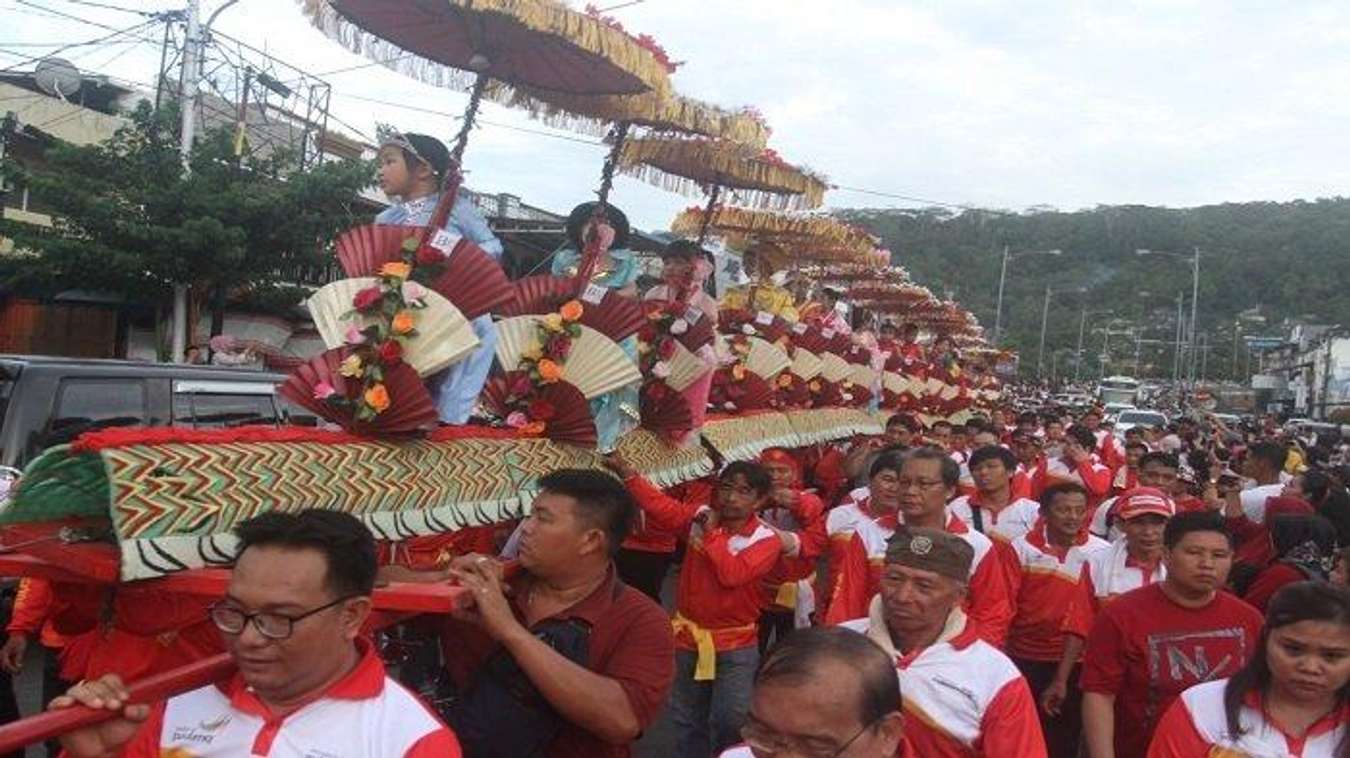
left=0, top=652, right=236, bottom=754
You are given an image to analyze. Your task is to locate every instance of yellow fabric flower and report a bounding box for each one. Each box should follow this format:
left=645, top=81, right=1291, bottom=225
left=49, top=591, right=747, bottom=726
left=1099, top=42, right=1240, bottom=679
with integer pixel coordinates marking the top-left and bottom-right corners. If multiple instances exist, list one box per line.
left=542, top=313, right=564, bottom=332
left=391, top=311, right=415, bottom=335
left=380, top=261, right=412, bottom=280
left=338, top=354, right=363, bottom=378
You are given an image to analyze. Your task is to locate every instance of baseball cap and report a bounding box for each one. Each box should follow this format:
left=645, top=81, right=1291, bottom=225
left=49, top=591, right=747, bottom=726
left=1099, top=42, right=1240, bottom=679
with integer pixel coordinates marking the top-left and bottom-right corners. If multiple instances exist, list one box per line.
left=1116, top=487, right=1176, bottom=520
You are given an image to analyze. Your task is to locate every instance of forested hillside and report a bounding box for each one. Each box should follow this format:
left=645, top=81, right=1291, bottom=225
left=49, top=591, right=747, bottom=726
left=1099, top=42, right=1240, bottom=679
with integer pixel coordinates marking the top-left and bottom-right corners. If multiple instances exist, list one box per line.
left=838, top=199, right=1350, bottom=379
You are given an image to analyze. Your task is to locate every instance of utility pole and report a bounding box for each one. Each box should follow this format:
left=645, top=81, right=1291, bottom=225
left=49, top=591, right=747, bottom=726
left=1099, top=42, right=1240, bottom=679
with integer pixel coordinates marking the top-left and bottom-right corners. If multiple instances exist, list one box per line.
left=1188, top=247, right=1201, bottom=388
left=1172, top=293, right=1184, bottom=386
left=171, top=0, right=202, bottom=364
left=1134, top=331, right=1142, bottom=376
left=993, top=245, right=1009, bottom=345
left=1037, top=285, right=1051, bottom=379
left=1075, top=306, right=1087, bottom=382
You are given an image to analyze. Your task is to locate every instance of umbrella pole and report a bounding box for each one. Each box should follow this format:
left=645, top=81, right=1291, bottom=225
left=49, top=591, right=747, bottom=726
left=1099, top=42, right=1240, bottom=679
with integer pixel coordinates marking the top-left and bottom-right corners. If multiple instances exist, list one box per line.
left=596, top=121, right=630, bottom=207
left=424, top=75, right=489, bottom=236
left=695, top=184, right=722, bottom=245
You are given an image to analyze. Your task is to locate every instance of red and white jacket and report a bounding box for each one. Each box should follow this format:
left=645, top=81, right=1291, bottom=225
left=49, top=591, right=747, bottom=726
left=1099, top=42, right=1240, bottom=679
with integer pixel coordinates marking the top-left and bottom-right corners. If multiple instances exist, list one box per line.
left=1031, top=455, right=1112, bottom=508
left=823, top=495, right=900, bottom=625
left=1005, top=527, right=1110, bottom=662
left=825, top=492, right=1013, bottom=646
left=625, top=474, right=782, bottom=652
left=1062, top=539, right=1166, bottom=639
left=1149, top=679, right=1348, bottom=757
left=116, top=638, right=457, bottom=757
left=843, top=601, right=1048, bottom=758
left=946, top=494, right=1043, bottom=548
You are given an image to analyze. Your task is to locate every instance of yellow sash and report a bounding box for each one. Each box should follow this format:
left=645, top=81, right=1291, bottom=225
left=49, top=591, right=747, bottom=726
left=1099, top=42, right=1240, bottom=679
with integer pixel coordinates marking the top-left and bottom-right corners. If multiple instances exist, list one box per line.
left=671, top=613, right=756, bottom=681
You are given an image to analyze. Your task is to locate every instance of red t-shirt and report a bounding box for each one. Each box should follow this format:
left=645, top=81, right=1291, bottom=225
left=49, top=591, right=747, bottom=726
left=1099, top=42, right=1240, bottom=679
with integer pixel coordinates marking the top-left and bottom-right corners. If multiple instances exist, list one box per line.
left=438, top=565, right=675, bottom=758
left=1079, top=584, right=1263, bottom=758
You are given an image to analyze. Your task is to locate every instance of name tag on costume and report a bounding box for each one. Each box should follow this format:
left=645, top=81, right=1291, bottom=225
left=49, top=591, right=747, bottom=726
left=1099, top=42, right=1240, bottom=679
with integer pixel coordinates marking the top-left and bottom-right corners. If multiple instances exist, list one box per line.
left=582, top=283, right=608, bottom=305
left=430, top=229, right=462, bottom=256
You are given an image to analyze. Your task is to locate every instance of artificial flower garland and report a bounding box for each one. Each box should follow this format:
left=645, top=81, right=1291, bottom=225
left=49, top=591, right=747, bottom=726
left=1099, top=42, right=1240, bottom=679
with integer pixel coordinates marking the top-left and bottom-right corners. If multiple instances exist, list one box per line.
left=483, top=300, right=586, bottom=435
left=313, top=236, right=452, bottom=422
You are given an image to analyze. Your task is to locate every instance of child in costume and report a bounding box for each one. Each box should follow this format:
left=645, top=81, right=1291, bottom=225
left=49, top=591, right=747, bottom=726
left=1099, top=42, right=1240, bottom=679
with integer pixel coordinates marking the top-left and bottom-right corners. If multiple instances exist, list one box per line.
left=550, top=202, right=642, bottom=451
left=375, top=127, right=502, bottom=424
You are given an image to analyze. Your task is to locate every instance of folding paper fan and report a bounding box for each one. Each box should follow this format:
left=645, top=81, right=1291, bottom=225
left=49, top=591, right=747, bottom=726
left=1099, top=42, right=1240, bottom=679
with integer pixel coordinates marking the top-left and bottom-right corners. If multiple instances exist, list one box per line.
left=925, top=376, right=945, bottom=395
left=503, top=275, right=646, bottom=342
left=662, top=340, right=712, bottom=393
left=745, top=336, right=792, bottom=380
left=825, top=332, right=853, bottom=355
left=848, top=364, right=878, bottom=390
left=883, top=371, right=907, bottom=396
left=820, top=353, right=853, bottom=384
left=642, top=299, right=715, bottom=351
left=640, top=381, right=694, bottom=440
left=334, top=224, right=513, bottom=320
left=711, top=368, right=774, bottom=413
left=849, top=385, right=874, bottom=408
left=790, top=348, right=823, bottom=381
left=495, top=317, right=642, bottom=399
left=480, top=372, right=597, bottom=447
left=789, top=322, right=830, bottom=354
left=307, top=278, right=479, bottom=377
left=279, top=347, right=438, bottom=435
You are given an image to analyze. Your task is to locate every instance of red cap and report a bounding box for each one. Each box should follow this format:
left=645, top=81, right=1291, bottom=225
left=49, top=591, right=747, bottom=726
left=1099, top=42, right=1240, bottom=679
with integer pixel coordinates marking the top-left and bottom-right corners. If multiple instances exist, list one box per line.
left=1116, top=486, right=1176, bottom=520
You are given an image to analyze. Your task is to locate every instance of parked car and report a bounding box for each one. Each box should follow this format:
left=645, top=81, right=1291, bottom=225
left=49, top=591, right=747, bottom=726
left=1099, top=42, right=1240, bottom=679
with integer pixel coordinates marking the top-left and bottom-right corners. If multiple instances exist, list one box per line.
left=0, top=355, right=314, bottom=473
left=1103, top=402, right=1136, bottom=422
left=1114, top=409, right=1169, bottom=437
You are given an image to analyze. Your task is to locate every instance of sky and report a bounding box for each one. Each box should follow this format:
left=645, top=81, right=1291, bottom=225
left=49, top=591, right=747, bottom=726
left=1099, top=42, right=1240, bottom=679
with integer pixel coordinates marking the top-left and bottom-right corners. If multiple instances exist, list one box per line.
left=6, top=0, right=1350, bottom=232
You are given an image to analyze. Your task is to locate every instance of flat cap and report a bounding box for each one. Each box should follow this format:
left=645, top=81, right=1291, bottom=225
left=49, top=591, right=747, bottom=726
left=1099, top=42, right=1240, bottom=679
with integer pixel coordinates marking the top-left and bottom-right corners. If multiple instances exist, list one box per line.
left=884, top=525, right=973, bottom=582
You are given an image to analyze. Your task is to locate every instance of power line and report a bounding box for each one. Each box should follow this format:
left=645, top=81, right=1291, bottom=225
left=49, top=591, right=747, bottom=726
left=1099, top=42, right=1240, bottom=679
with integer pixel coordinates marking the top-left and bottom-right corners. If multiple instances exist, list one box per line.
left=330, top=91, right=604, bottom=146
left=0, top=18, right=159, bottom=73
left=41, top=0, right=160, bottom=16
left=829, top=184, right=1018, bottom=216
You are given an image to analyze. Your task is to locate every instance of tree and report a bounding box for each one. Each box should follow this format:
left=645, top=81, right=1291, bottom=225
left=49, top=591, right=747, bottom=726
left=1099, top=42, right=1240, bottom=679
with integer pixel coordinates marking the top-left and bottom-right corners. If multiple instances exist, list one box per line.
left=0, top=100, right=373, bottom=344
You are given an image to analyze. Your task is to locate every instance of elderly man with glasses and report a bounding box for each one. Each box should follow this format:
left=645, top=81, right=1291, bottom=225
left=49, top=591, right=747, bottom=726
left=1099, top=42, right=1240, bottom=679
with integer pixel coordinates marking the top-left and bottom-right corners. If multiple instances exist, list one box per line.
left=50, top=509, right=460, bottom=758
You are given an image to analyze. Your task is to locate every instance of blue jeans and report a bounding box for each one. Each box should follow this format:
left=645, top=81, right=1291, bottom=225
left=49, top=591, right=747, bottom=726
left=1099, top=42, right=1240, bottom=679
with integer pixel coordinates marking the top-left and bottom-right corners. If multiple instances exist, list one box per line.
left=670, top=646, right=760, bottom=758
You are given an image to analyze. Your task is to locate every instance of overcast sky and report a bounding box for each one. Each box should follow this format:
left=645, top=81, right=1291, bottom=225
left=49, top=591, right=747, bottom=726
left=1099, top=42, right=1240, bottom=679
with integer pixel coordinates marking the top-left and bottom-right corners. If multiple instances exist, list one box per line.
left=6, top=0, right=1350, bottom=231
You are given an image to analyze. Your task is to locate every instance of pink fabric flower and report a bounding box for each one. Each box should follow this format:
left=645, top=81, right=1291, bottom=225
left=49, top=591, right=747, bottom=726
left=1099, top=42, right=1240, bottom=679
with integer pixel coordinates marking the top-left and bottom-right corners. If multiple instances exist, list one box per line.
left=313, top=381, right=337, bottom=401
left=505, top=411, right=530, bottom=428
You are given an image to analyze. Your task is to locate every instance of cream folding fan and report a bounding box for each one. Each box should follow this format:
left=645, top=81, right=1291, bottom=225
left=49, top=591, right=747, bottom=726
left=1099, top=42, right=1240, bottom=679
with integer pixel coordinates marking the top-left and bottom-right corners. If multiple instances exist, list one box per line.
left=821, top=353, right=853, bottom=384
left=308, top=278, right=479, bottom=377
left=791, top=348, right=823, bottom=381
left=664, top=341, right=712, bottom=392
left=939, top=382, right=962, bottom=401
left=848, top=364, right=878, bottom=390
left=883, top=371, right=909, bottom=395
left=745, top=336, right=792, bottom=380
left=925, top=375, right=946, bottom=395
left=495, top=316, right=642, bottom=399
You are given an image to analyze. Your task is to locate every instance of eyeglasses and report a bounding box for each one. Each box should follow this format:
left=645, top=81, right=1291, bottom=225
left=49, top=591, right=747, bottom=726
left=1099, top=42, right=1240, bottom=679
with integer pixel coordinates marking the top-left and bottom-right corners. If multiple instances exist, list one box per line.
left=208, top=595, right=356, bottom=640
left=894, top=478, right=946, bottom=491
left=741, top=715, right=877, bottom=757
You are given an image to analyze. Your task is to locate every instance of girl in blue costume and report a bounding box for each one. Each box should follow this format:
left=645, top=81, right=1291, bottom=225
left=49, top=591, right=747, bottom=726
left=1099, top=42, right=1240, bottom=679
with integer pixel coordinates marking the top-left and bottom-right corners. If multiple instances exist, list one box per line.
left=550, top=202, right=641, bottom=452
left=375, top=128, right=502, bottom=424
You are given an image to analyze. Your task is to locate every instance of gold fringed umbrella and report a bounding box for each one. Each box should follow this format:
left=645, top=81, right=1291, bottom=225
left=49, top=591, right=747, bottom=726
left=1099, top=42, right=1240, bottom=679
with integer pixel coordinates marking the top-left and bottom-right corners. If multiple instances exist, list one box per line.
left=672, top=206, right=860, bottom=242
left=302, top=0, right=673, bottom=247
left=621, top=138, right=828, bottom=212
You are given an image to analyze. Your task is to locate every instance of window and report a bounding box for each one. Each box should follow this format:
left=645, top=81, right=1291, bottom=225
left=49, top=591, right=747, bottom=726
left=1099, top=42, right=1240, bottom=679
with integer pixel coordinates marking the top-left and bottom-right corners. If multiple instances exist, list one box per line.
left=44, top=379, right=147, bottom=446
left=173, top=392, right=279, bottom=428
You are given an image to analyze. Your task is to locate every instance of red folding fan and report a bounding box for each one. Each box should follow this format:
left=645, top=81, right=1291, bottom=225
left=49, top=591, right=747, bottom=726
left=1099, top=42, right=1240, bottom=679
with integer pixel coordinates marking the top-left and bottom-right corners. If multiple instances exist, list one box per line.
left=279, top=347, right=438, bottom=436
left=333, top=224, right=513, bottom=320
left=641, top=299, right=715, bottom=351
left=640, top=380, right=694, bottom=441
left=480, top=371, right=598, bottom=448
left=789, top=323, right=829, bottom=354
left=503, top=275, right=646, bottom=342
left=710, top=368, right=774, bottom=413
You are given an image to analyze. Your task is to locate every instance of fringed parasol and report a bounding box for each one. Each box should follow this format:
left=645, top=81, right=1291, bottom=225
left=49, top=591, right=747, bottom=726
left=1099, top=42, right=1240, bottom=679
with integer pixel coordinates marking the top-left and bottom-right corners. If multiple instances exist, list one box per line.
left=620, top=138, right=828, bottom=214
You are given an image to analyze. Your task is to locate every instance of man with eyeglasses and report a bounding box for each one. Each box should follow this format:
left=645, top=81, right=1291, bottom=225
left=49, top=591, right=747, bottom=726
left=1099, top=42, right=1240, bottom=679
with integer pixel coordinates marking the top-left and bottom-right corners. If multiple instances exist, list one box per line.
left=50, top=509, right=460, bottom=757
left=840, top=526, right=1047, bottom=757
left=718, top=626, right=908, bottom=758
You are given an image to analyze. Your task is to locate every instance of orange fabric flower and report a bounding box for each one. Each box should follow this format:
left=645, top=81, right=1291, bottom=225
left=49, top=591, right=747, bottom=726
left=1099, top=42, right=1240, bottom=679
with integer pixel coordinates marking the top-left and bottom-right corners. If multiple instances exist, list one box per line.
left=777, top=373, right=793, bottom=388
left=391, top=311, right=415, bottom=334
left=732, top=364, right=748, bottom=381
left=559, top=300, right=585, bottom=322
left=536, top=359, right=564, bottom=383
left=521, top=421, right=547, bottom=436
left=380, top=261, right=412, bottom=280
left=363, top=383, right=391, bottom=413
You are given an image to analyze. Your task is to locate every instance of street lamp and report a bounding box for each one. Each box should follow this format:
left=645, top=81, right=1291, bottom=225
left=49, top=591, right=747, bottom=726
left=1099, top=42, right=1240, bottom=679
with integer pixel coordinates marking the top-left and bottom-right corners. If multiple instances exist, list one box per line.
left=1136, top=247, right=1201, bottom=389
left=1037, top=285, right=1085, bottom=380
left=994, top=246, right=1062, bottom=345
left=1076, top=307, right=1112, bottom=382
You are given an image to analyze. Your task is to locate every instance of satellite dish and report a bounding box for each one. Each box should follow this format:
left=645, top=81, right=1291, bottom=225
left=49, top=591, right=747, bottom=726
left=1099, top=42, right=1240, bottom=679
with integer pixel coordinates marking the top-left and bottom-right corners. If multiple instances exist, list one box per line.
left=34, top=57, right=82, bottom=101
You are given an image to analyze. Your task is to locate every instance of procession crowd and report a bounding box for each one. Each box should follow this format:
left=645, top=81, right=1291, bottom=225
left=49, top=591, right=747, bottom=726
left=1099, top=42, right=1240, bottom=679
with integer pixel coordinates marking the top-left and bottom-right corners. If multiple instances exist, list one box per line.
left=0, top=131, right=1345, bottom=758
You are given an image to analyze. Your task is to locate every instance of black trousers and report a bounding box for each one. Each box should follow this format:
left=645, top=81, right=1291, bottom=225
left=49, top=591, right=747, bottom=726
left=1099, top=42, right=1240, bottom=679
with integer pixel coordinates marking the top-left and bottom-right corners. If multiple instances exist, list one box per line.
left=1012, top=657, right=1082, bottom=758
left=757, top=610, right=794, bottom=656
left=614, top=548, right=672, bottom=603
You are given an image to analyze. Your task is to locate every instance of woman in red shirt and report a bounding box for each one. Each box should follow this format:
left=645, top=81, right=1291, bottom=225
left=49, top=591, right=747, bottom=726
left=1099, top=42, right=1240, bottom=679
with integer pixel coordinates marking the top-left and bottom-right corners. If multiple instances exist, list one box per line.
left=1243, top=514, right=1337, bottom=612
left=1149, top=581, right=1350, bottom=757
